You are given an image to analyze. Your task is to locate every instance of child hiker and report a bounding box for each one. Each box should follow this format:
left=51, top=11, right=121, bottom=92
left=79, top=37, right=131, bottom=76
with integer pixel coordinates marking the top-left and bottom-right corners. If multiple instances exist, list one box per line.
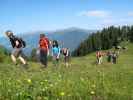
left=61, top=48, right=70, bottom=67
left=52, top=40, right=60, bottom=66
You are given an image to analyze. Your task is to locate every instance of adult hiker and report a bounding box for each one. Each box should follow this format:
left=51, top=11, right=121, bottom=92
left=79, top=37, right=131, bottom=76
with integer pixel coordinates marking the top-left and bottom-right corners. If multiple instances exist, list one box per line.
left=107, top=51, right=112, bottom=63
left=61, top=48, right=70, bottom=67
left=52, top=40, right=60, bottom=66
left=5, top=30, right=27, bottom=67
left=112, top=51, right=118, bottom=64
left=39, top=33, right=49, bottom=68
left=96, top=49, right=103, bottom=65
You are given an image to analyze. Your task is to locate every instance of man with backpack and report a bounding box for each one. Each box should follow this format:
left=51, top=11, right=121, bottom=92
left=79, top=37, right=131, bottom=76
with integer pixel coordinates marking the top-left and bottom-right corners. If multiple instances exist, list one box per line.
left=5, top=30, right=27, bottom=67
left=39, top=33, right=49, bottom=68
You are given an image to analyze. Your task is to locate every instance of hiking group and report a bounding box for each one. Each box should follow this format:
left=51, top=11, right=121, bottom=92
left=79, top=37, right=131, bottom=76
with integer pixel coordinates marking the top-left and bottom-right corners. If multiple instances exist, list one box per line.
left=96, top=49, right=119, bottom=65
left=5, top=31, right=70, bottom=68
left=5, top=30, right=120, bottom=68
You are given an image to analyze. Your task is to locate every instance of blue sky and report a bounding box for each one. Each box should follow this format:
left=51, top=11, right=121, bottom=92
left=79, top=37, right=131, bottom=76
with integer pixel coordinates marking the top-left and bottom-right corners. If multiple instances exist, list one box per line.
left=0, top=0, right=133, bottom=36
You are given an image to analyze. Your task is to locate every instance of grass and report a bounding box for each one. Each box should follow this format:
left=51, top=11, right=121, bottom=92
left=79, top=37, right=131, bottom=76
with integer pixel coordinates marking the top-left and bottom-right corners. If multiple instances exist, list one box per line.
left=0, top=43, right=133, bottom=100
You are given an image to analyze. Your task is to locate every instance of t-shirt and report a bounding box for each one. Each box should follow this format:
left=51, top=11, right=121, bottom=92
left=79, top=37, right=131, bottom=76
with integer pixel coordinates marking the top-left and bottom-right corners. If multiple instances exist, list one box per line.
left=9, top=35, right=23, bottom=48
left=52, top=47, right=60, bottom=55
left=39, top=37, right=48, bottom=51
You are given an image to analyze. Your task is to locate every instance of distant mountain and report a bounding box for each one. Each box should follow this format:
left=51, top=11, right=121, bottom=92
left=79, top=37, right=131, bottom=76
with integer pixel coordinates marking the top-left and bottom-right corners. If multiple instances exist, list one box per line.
left=0, top=28, right=96, bottom=56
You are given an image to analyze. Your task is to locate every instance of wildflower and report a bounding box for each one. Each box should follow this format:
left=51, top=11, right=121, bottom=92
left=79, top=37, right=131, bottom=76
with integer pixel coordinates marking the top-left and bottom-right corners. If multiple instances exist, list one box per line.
left=60, top=92, right=65, bottom=96
left=42, top=88, right=45, bottom=91
left=44, top=97, right=48, bottom=100
left=44, top=79, right=48, bottom=82
left=27, top=79, right=32, bottom=83
left=90, top=91, right=95, bottom=95
left=59, top=74, right=62, bottom=78
left=40, top=81, right=44, bottom=85
left=49, top=84, right=53, bottom=87
left=80, top=77, right=84, bottom=82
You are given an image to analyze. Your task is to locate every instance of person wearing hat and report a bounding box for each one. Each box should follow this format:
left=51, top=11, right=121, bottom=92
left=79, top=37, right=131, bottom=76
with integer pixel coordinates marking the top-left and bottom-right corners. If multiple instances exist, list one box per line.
left=5, top=30, right=27, bottom=67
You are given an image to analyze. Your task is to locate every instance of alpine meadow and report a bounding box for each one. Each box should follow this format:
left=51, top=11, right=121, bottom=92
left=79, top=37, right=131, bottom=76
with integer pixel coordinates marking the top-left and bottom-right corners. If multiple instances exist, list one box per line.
left=0, top=0, right=133, bottom=100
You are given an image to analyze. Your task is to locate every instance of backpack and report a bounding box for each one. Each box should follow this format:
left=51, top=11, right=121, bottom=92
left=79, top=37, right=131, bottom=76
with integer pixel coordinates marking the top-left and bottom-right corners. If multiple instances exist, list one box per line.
left=10, top=35, right=26, bottom=48
left=19, top=38, right=26, bottom=48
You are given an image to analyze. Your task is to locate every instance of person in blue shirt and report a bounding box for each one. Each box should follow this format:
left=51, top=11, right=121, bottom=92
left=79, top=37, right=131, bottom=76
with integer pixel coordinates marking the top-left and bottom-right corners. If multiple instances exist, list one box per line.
left=52, top=40, right=60, bottom=66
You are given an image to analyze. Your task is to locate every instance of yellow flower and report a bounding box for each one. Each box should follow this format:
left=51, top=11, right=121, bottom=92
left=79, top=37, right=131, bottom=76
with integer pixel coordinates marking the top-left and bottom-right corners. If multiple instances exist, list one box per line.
left=40, top=82, right=44, bottom=85
left=60, top=92, right=65, bottom=96
left=44, top=79, right=48, bottom=82
left=49, top=84, right=53, bottom=87
left=27, top=79, right=32, bottom=83
left=90, top=91, right=95, bottom=95
left=80, top=77, right=84, bottom=82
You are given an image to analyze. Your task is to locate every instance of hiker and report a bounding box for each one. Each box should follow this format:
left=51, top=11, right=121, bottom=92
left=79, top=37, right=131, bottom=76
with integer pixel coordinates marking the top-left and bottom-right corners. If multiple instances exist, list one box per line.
left=107, top=51, right=112, bottom=63
left=96, top=49, right=103, bottom=65
left=61, top=48, right=70, bottom=67
left=52, top=40, right=60, bottom=66
left=5, top=30, right=27, bottom=67
left=39, top=33, right=49, bottom=68
left=112, top=51, right=118, bottom=64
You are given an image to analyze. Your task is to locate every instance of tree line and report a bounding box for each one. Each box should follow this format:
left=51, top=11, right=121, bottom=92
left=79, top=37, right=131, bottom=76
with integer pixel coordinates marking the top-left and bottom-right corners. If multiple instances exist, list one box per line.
left=72, top=25, right=133, bottom=56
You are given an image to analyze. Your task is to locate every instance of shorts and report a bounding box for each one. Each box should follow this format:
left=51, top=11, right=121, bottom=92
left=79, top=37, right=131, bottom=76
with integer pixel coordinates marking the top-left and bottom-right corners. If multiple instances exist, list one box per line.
left=53, top=54, right=59, bottom=60
left=12, top=48, right=22, bottom=57
left=64, top=56, right=69, bottom=63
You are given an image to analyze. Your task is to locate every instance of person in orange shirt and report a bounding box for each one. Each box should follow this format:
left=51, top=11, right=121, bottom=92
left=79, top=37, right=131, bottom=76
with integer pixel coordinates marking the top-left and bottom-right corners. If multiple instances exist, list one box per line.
left=39, top=34, right=49, bottom=68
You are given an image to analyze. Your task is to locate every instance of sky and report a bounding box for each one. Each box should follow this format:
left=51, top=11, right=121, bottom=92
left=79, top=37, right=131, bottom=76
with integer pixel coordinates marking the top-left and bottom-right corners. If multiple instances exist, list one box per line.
left=0, top=0, right=133, bottom=36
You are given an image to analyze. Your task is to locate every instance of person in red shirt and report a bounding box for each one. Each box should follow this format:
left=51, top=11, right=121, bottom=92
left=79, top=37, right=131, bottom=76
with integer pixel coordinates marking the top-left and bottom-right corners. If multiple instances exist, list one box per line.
left=39, top=33, right=49, bottom=68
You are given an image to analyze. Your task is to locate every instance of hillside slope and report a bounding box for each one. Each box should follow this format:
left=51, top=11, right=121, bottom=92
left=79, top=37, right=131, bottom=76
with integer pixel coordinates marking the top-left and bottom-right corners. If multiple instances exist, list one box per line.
left=0, top=43, right=133, bottom=100
left=0, top=28, right=95, bottom=55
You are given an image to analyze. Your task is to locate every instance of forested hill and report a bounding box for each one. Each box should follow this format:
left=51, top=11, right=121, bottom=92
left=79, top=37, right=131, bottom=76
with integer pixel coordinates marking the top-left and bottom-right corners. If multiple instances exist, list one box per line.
left=72, top=25, right=133, bottom=56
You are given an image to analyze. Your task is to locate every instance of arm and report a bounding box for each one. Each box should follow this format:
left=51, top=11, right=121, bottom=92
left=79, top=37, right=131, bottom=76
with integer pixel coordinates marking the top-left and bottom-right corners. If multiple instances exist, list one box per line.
left=15, top=40, right=20, bottom=47
left=57, top=47, right=60, bottom=58
left=66, top=49, right=69, bottom=56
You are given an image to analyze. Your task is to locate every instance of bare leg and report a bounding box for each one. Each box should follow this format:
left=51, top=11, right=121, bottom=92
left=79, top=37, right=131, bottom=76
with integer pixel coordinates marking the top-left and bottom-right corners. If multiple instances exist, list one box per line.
left=11, top=54, right=17, bottom=64
left=66, top=62, right=69, bottom=67
left=18, top=56, right=26, bottom=65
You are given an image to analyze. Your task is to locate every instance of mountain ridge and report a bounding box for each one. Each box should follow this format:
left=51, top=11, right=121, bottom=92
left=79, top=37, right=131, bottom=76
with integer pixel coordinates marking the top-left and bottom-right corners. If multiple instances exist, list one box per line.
left=0, top=27, right=97, bottom=55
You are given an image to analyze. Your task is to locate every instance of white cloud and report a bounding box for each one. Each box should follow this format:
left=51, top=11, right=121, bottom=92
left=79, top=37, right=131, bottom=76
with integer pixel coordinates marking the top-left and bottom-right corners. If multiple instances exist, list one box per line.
left=79, top=10, right=110, bottom=18
left=102, top=18, right=133, bottom=26
left=128, top=11, right=133, bottom=16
